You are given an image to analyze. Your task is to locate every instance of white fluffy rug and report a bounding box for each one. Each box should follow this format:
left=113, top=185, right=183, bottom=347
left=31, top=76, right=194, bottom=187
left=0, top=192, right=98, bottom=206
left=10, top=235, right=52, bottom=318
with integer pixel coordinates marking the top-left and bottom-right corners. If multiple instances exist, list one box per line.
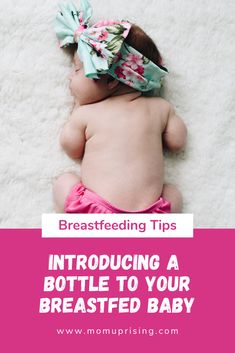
left=0, top=0, right=234, bottom=228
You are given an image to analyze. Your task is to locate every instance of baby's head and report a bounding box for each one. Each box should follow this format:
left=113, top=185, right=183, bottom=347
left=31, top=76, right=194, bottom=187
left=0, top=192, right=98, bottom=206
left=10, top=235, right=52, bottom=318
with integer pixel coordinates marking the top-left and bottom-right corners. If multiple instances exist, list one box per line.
left=55, top=1, right=168, bottom=105
left=69, top=54, right=119, bottom=105
left=68, top=24, right=166, bottom=105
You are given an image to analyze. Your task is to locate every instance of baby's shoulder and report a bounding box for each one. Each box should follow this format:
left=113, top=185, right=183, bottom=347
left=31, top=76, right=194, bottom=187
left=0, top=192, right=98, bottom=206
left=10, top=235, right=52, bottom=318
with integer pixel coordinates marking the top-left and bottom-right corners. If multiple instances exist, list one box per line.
left=71, top=104, right=93, bottom=123
left=143, top=97, right=171, bottom=130
left=145, top=96, right=171, bottom=114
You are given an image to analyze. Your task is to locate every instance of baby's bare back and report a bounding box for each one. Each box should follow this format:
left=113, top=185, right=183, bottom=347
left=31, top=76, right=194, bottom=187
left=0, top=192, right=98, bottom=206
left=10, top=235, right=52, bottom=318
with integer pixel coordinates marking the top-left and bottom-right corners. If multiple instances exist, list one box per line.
left=80, top=93, right=169, bottom=211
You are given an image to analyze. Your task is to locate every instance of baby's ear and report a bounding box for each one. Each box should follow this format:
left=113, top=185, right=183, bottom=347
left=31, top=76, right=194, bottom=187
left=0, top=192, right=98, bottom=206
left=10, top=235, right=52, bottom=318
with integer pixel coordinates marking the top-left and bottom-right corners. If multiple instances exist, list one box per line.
left=107, top=76, right=119, bottom=90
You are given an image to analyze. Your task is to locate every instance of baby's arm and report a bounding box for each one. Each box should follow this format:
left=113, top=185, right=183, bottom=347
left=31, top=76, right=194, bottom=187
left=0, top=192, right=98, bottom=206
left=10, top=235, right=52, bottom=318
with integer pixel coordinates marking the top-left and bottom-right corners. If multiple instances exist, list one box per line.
left=163, top=105, right=187, bottom=152
left=60, top=108, right=87, bottom=159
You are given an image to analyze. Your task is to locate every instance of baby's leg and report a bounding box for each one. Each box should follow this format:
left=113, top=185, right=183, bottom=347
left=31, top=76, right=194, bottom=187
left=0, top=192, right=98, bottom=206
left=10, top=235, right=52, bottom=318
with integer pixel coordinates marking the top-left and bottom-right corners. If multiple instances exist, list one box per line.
left=53, top=172, right=80, bottom=212
left=161, top=184, right=183, bottom=213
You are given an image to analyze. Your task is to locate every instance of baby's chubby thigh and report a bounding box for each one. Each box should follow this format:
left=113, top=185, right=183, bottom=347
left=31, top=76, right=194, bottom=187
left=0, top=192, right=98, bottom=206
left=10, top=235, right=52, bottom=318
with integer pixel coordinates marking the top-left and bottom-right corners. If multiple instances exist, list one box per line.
left=53, top=172, right=80, bottom=212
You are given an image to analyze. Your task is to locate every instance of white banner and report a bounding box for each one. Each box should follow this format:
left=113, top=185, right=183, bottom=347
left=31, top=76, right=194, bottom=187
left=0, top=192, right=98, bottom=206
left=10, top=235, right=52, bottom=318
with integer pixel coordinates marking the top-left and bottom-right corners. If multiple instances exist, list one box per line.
left=42, top=214, right=193, bottom=238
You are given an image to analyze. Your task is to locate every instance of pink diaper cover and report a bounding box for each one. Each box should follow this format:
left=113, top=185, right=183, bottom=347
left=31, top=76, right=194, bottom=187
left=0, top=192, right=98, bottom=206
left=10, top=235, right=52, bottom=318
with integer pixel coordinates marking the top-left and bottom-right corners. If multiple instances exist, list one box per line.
left=64, top=183, right=171, bottom=214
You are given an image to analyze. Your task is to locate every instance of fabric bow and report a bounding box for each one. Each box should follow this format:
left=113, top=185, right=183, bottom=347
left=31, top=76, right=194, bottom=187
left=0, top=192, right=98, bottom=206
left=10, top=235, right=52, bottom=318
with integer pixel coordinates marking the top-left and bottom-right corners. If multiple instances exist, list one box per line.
left=55, top=0, right=168, bottom=93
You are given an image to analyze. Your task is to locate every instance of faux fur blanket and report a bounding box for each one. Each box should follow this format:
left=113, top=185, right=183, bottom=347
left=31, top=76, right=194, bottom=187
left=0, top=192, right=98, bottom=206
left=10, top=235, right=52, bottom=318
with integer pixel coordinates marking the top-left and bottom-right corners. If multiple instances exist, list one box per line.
left=0, top=0, right=234, bottom=227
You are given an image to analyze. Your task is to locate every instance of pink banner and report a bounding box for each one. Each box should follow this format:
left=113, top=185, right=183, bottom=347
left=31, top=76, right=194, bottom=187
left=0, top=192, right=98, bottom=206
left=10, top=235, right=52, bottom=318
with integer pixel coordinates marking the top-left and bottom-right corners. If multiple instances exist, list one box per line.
left=0, top=229, right=234, bottom=352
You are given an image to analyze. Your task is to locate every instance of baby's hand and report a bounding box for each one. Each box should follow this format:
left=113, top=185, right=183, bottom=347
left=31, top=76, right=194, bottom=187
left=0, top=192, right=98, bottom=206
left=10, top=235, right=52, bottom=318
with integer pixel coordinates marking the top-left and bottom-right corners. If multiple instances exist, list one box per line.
left=60, top=107, right=87, bottom=160
left=163, top=105, right=187, bottom=152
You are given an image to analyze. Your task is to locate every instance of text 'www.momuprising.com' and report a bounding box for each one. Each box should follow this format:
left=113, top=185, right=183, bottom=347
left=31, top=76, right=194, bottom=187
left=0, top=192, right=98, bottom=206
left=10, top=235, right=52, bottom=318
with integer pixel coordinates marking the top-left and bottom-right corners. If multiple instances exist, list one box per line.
left=56, top=327, right=179, bottom=336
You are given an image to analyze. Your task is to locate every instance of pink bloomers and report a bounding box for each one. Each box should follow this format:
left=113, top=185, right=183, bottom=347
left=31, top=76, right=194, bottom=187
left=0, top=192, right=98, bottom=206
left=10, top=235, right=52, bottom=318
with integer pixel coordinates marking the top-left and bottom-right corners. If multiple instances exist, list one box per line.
left=64, top=183, right=171, bottom=214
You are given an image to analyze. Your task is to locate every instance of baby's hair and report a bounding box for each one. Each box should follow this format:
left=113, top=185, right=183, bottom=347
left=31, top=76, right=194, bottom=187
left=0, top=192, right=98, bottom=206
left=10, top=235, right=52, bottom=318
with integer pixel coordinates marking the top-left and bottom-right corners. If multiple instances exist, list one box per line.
left=125, top=24, right=166, bottom=70
left=64, top=43, right=77, bottom=57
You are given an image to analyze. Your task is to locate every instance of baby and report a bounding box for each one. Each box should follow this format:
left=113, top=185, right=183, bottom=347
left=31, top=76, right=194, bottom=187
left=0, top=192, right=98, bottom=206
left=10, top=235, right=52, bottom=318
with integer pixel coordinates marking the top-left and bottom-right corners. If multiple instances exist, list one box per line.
left=53, top=0, right=187, bottom=214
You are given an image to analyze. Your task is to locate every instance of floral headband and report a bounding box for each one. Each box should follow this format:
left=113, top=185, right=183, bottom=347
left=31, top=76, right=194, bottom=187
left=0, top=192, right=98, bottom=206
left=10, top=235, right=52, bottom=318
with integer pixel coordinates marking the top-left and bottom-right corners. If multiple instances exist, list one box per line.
left=55, top=0, right=168, bottom=93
